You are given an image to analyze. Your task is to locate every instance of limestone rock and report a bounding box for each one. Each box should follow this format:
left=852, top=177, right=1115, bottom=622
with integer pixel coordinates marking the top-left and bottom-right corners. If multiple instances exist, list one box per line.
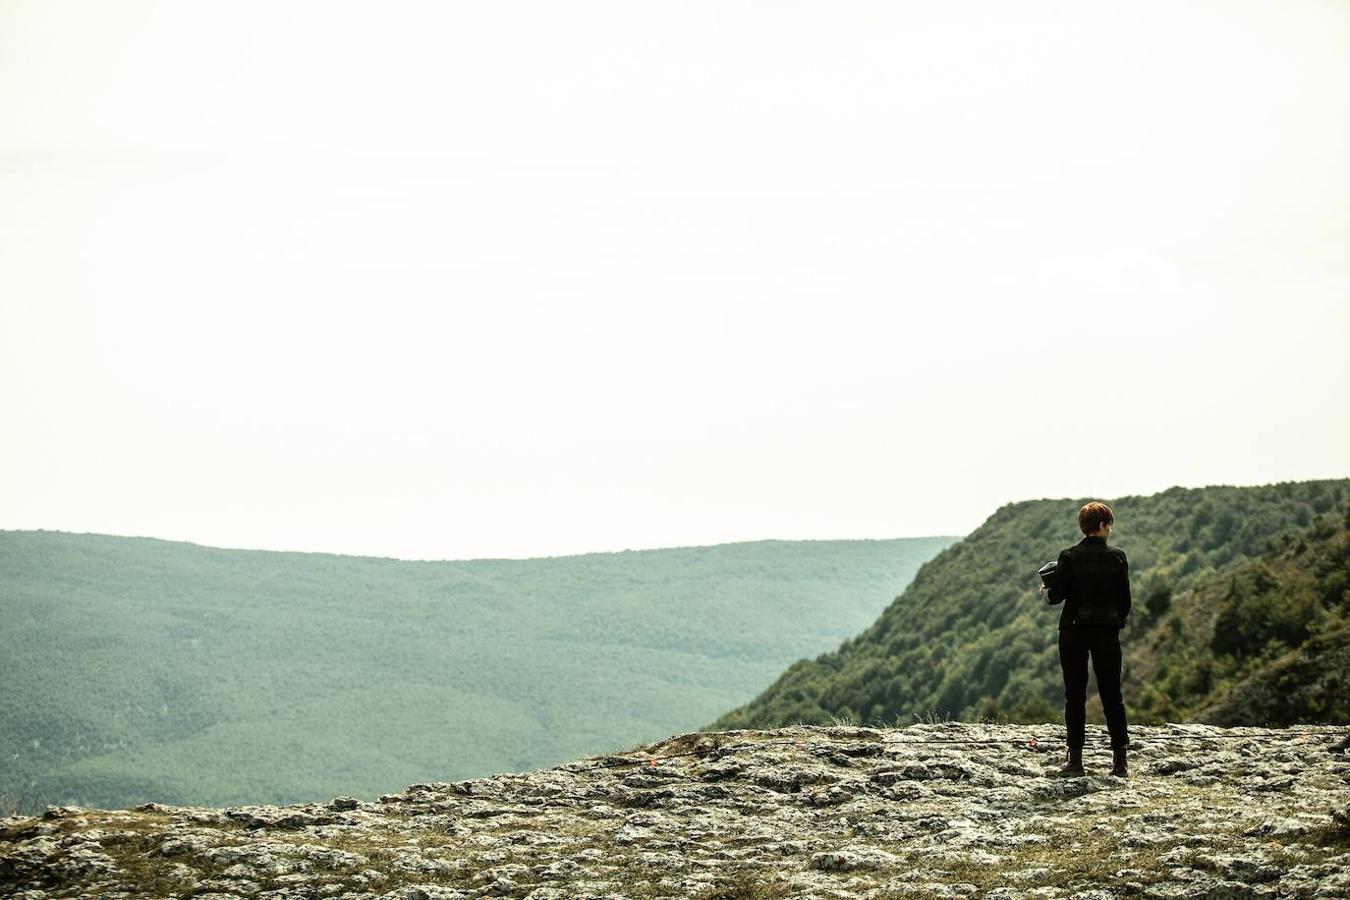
left=2, top=723, right=1348, bottom=898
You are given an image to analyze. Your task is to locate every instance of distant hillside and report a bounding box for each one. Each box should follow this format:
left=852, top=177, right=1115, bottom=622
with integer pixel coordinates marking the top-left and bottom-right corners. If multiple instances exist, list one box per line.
left=0, top=532, right=955, bottom=812
left=708, top=478, right=1350, bottom=731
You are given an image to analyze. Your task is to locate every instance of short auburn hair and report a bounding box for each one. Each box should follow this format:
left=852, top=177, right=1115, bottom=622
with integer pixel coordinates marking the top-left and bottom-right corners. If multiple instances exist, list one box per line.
left=1078, top=502, right=1114, bottom=535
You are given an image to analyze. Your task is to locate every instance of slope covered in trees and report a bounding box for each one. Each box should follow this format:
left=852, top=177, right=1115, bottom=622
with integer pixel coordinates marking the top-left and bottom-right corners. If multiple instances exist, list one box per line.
left=1133, top=503, right=1350, bottom=726
left=708, top=478, right=1350, bottom=731
left=0, top=532, right=955, bottom=812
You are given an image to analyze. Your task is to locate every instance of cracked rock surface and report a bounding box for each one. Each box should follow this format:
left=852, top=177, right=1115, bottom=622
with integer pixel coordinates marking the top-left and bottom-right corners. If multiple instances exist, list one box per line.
left=2, top=723, right=1348, bottom=899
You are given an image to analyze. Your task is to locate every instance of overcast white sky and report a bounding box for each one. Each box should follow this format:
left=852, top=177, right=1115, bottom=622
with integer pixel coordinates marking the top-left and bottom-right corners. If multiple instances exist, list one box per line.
left=2, top=0, right=1347, bottom=561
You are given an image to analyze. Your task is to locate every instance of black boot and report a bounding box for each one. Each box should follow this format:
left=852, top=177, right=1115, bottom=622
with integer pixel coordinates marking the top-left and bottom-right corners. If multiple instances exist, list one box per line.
left=1110, top=745, right=1128, bottom=777
left=1054, top=745, right=1084, bottom=777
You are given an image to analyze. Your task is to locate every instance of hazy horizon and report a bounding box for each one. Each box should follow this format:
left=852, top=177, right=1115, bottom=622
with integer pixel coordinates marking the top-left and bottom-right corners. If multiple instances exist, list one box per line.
left=3, top=0, right=1347, bottom=560
left=0, top=523, right=966, bottom=563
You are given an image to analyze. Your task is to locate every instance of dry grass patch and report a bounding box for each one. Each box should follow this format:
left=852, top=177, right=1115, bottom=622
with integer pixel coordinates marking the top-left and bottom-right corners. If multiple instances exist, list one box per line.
left=694, top=868, right=796, bottom=899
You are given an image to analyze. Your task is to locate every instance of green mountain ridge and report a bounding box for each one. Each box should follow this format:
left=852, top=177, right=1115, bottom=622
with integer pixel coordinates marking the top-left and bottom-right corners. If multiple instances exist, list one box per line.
left=1137, top=505, right=1350, bottom=725
left=707, top=477, right=1350, bottom=731
left=0, top=531, right=956, bottom=813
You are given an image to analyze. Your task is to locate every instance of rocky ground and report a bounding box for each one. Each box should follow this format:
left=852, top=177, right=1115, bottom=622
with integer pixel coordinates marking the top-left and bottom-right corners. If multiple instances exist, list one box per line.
left=3, top=723, right=1349, bottom=899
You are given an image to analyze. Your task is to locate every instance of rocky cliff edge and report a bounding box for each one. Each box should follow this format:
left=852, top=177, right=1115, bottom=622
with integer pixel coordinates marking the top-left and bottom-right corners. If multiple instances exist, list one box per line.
left=3, top=723, right=1349, bottom=899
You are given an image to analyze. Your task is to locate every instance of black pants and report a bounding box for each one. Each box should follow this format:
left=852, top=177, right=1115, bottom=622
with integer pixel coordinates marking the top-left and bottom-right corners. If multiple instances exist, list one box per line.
left=1058, top=626, right=1130, bottom=750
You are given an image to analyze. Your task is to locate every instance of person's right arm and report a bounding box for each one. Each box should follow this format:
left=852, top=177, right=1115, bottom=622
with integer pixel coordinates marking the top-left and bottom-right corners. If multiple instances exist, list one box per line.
left=1117, top=549, right=1131, bottom=627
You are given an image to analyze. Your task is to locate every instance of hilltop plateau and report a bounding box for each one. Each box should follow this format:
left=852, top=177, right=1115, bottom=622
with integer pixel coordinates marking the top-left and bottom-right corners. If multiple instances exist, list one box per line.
left=4, top=722, right=1349, bottom=899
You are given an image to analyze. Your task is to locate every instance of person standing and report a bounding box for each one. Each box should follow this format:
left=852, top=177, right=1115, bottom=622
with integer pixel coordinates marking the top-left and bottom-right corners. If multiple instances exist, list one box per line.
left=1039, top=501, right=1132, bottom=777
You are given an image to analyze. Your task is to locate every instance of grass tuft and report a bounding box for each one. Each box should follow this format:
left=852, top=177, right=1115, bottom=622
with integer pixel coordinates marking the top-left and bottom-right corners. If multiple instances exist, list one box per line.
left=694, top=869, right=794, bottom=899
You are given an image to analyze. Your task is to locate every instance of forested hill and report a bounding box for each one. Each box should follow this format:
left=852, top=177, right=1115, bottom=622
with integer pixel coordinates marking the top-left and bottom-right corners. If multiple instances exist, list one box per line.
left=0, top=531, right=955, bottom=812
left=708, top=478, right=1350, bottom=731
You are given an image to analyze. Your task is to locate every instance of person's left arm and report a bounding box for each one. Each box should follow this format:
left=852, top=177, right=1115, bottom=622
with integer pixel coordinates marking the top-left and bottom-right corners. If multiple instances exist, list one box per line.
left=1044, top=548, right=1074, bottom=606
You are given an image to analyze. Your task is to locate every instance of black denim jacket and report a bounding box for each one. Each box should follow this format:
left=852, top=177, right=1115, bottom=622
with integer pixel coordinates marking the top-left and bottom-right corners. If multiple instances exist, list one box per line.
left=1046, top=534, right=1131, bottom=630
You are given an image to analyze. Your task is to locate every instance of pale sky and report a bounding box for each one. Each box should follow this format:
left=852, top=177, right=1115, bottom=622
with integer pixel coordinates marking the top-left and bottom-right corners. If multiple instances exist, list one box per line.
left=2, top=0, right=1347, bottom=561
